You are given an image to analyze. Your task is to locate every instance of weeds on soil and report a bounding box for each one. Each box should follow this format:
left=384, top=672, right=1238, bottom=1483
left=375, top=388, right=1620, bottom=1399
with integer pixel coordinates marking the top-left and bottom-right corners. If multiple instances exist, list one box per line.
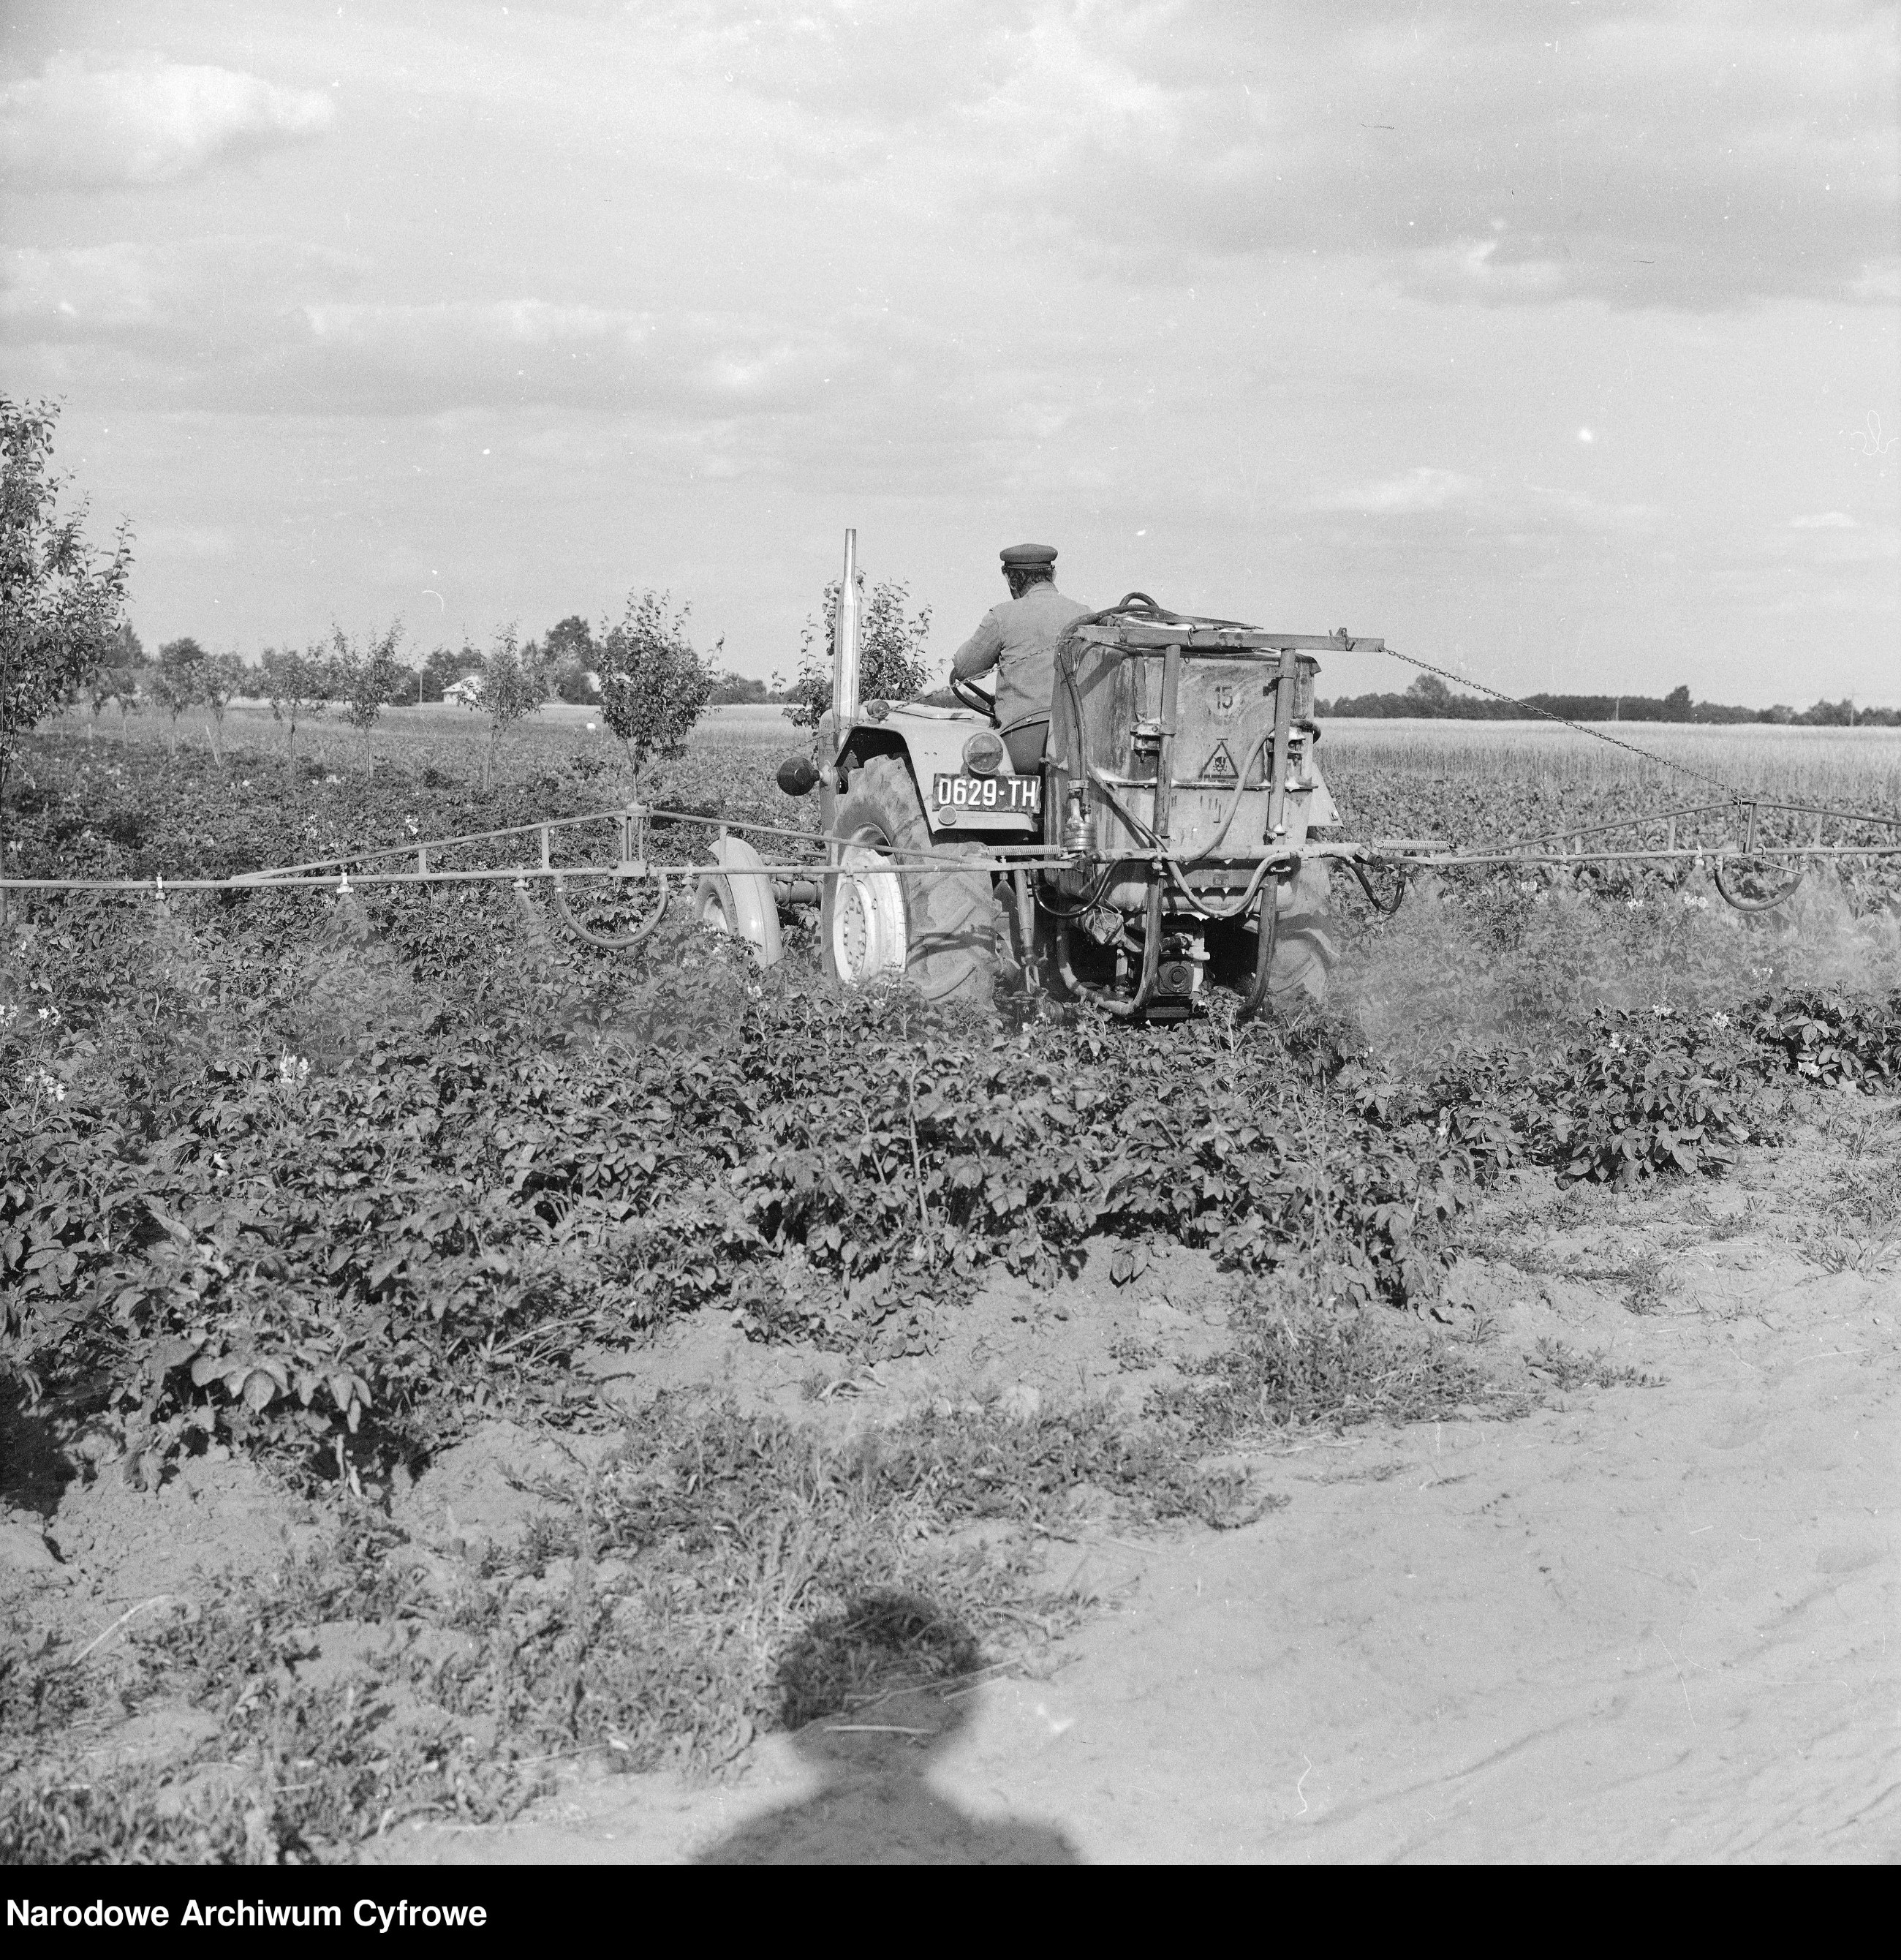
left=0, top=1384, right=1261, bottom=1864
left=1157, top=1278, right=1521, bottom=1446
left=1525, top=1338, right=1663, bottom=1392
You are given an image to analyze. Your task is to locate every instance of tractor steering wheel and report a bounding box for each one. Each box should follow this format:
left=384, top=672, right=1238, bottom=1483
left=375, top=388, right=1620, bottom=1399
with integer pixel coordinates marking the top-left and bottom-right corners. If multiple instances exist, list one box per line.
left=950, top=672, right=998, bottom=720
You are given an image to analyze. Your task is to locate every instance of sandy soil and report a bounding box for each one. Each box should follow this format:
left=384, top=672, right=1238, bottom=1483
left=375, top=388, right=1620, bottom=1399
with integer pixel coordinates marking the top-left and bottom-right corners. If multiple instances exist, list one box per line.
left=0, top=1437, right=324, bottom=1646
left=383, top=1134, right=1900, bottom=1865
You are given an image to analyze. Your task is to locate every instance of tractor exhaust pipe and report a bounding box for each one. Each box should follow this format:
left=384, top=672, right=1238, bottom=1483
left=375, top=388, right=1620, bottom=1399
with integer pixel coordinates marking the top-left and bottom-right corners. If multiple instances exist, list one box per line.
left=833, top=527, right=861, bottom=741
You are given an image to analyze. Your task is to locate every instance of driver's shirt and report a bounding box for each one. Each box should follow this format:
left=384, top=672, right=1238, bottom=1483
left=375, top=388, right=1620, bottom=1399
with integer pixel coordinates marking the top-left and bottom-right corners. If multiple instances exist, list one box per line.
left=950, top=584, right=1089, bottom=731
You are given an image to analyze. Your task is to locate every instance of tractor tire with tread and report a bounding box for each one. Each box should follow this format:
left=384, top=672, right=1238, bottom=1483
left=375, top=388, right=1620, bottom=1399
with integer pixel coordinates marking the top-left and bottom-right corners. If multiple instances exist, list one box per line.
left=1269, top=857, right=1337, bottom=1004
left=1205, top=858, right=1337, bottom=1008
left=822, top=754, right=1000, bottom=1006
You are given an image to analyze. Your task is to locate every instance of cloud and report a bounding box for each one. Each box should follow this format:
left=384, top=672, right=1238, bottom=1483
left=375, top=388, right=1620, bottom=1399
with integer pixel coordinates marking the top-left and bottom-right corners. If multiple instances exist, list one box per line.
left=1790, top=510, right=1858, bottom=527
left=1518, top=483, right=1662, bottom=535
left=1, top=238, right=366, bottom=354
left=0, top=61, right=334, bottom=189
left=1303, top=472, right=1663, bottom=564
left=669, top=0, right=1026, bottom=127
left=0, top=239, right=989, bottom=479
left=1317, top=467, right=1483, bottom=515
left=295, top=298, right=874, bottom=419
left=733, top=0, right=1896, bottom=311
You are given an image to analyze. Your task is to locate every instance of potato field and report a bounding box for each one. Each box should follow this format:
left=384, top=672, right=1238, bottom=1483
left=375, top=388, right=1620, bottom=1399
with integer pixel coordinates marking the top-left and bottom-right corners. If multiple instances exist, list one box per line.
left=4, top=704, right=1900, bottom=1862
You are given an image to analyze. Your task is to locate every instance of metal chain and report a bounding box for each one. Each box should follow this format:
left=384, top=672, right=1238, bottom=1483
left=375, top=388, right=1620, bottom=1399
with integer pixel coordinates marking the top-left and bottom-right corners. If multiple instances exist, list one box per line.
left=1378, top=646, right=1745, bottom=800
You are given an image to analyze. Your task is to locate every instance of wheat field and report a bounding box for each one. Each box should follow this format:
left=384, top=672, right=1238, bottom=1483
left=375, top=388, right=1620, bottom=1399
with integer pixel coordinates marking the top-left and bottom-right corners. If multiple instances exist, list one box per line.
left=1320, top=718, right=1901, bottom=808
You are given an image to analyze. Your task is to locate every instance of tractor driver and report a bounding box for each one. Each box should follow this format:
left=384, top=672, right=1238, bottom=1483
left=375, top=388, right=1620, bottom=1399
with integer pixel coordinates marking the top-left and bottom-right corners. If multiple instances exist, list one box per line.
left=950, top=543, right=1088, bottom=775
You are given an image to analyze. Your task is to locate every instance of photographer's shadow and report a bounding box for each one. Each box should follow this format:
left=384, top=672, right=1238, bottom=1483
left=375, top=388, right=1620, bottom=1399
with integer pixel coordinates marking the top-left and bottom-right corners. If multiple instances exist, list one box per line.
left=697, top=1591, right=1078, bottom=1866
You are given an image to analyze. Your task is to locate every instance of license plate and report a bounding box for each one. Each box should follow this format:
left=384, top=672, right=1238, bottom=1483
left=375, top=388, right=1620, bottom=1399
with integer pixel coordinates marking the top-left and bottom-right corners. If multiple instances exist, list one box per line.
left=932, top=773, right=1040, bottom=814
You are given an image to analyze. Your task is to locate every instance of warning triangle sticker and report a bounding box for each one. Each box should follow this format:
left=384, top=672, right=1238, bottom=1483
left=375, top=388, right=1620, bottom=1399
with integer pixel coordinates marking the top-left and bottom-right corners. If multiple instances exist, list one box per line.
left=1202, top=739, right=1238, bottom=780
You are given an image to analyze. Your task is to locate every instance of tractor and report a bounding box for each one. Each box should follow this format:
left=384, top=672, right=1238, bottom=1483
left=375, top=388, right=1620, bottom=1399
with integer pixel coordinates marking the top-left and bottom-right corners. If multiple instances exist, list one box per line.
left=777, top=532, right=1381, bottom=1022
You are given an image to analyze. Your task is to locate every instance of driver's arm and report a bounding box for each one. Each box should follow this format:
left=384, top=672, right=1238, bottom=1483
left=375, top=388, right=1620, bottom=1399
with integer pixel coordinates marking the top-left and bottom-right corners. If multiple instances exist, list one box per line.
left=951, top=610, right=1004, bottom=681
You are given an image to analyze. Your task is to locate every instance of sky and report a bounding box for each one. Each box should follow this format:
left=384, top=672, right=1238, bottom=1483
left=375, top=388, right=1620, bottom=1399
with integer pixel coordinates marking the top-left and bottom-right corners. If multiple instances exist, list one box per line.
left=1, top=0, right=1896, bottom=706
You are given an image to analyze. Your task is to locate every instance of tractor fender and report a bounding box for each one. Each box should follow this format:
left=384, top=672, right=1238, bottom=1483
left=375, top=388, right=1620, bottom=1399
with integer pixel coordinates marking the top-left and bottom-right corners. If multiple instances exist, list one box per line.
left=874, top=705, right=989, bottom=783
left=698, top=833, right=783, bottom=968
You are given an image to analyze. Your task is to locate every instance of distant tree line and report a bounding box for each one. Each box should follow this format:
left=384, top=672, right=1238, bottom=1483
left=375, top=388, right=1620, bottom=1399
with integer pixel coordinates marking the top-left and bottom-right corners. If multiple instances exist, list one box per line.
left=1318, top=671, right=1900, bottom=728
left=4, top=396, right=833, bottom=813
left=80, top=598, right=768, bottom=786
left=98, top=614, right=791, bottom=712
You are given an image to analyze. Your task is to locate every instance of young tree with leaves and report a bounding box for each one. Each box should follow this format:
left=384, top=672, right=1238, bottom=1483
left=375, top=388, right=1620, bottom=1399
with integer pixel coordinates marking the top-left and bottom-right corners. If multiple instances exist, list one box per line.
left=0, top=396, right=134, bottom=802
left=106, top=666, right=143, bottom=740
left=86, top=665, right=116, bottom=738
left=90, top=624, right=146, bottom=745
left=330, top=622, right=406, bottom=769
left=261, top=644, right=331, bottom=764
left=150, top=637, right=208, bottom=759
left=196, top=652, right=246, bottom=766
left=461, top=626, right=551, bottom=791
left=782, top=573, right=931, bottom=729
left=146, top=668, right=192, bottom=758
left=594, top=589, right=714, bottom=787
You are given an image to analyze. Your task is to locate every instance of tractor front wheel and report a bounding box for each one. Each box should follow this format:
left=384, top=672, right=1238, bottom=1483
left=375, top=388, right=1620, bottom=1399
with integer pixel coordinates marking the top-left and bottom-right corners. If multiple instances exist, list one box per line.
left=822, top=755, right=999, bottom=1006
left=692, top=834, right=784, bottom=966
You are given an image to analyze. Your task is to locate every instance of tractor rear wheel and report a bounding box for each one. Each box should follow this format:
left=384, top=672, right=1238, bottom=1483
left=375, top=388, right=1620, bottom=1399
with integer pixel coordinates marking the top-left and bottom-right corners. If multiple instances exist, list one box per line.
left=1209, top=857, right=1338, bottom=1007
left=822, top=754, right=1000, bottom=1006
left=1269, top=857, right=1337, bottom=1004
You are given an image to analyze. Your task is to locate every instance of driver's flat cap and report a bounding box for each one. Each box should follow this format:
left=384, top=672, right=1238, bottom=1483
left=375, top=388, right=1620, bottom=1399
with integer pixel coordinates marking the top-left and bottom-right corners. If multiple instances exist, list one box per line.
left=999, top=542, right=1058, bottom=568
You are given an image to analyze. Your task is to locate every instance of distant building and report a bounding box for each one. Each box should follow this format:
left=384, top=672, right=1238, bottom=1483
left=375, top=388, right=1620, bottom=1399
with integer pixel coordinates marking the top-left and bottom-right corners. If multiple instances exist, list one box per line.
left=442, top=675, right=484, bottom=706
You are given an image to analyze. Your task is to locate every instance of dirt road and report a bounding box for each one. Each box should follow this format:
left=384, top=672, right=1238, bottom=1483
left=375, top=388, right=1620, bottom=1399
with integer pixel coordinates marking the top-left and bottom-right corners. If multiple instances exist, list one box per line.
left=401, top=1214, right=1897, bottom=1863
